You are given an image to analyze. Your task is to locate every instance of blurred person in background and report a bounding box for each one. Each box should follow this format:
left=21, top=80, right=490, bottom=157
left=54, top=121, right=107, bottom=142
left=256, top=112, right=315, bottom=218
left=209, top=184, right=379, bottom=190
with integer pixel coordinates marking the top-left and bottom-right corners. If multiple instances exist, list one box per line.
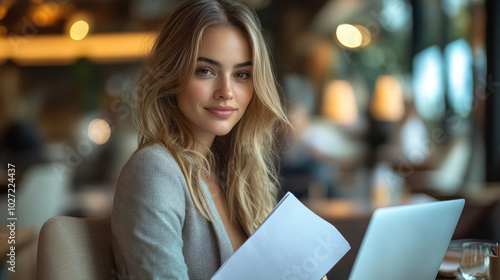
left=281, top=102, right=339, bottom=199
left=0, top=114, right=44, bottom=172
left=0, top=87, right=45, bottom=190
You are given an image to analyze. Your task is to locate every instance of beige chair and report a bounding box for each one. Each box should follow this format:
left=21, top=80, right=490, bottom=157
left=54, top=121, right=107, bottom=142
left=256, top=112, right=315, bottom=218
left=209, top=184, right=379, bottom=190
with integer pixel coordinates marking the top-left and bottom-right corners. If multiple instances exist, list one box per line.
left=37, top=216, right=115, bottom=280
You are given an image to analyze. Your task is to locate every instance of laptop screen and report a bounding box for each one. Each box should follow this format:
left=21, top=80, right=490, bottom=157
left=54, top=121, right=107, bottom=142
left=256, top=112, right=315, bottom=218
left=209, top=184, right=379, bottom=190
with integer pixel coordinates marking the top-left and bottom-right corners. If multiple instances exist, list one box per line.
left=348, top=199, right=465, bottom=280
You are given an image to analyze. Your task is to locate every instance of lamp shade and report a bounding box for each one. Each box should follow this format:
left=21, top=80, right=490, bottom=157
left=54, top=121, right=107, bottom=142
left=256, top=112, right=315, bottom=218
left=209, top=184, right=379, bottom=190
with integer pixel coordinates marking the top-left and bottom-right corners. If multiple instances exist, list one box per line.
left=370, top=75, right=405, bottom=122
left=322, top=80, right=358, bottom=125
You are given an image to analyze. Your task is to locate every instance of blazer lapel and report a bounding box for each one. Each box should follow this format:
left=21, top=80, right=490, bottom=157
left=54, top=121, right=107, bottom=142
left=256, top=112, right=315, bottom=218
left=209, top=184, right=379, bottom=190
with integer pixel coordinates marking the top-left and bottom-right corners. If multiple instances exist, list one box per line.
left=200, top=181, right=234, bottom=265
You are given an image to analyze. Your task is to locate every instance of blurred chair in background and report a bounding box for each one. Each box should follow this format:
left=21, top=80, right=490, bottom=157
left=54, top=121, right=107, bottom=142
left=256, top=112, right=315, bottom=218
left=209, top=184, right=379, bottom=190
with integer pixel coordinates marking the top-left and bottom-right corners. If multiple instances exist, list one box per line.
left=37, top=216, right=115, bottom=280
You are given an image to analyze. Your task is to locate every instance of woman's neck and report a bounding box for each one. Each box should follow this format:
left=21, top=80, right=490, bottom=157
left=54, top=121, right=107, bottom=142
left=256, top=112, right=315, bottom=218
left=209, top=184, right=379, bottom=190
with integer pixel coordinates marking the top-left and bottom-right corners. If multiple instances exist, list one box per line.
left=193, top=135, right=215, bottom=157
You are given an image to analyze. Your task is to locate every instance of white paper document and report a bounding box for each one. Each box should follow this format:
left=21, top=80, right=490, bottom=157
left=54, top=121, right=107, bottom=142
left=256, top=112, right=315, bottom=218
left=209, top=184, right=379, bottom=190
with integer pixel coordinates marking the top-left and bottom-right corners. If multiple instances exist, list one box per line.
left=211, top=192, right=350, bottom=280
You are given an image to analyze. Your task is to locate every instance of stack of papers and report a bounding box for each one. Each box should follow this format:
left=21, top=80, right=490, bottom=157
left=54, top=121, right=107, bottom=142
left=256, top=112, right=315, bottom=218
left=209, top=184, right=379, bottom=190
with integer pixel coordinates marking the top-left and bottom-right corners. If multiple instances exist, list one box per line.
left=212, top=192, right=350, bottom=280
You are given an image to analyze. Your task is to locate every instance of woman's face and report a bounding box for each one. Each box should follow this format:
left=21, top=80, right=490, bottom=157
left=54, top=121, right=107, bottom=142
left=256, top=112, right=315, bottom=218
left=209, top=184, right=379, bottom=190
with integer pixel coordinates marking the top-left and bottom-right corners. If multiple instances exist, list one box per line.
left=177, top=25, right=254, bottom=147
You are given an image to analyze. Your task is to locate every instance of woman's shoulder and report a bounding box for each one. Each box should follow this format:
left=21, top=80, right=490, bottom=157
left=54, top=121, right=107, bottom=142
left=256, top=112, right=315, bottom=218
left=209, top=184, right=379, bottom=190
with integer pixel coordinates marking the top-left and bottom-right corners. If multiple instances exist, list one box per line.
left=131, top=142, right=176, bottom=160
left=124, top=142, right=182, bottom=172
left=117, top=142, right=186, bottom=193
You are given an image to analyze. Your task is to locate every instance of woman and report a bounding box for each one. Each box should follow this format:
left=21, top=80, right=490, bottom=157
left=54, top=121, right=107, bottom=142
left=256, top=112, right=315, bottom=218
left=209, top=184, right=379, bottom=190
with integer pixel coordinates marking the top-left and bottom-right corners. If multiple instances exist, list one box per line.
left=111, top=0, right=289, bottom=278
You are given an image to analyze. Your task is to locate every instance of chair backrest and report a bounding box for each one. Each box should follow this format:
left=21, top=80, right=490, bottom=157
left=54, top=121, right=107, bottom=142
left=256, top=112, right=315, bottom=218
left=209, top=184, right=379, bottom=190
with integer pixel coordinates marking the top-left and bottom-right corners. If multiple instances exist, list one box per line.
left=37, top=216, right=115, bottom=280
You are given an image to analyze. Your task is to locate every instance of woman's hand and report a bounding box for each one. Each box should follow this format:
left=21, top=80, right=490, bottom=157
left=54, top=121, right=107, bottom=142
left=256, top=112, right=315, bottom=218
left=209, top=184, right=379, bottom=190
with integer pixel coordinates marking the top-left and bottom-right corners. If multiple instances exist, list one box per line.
left=322, top=276, right=328, bottom=280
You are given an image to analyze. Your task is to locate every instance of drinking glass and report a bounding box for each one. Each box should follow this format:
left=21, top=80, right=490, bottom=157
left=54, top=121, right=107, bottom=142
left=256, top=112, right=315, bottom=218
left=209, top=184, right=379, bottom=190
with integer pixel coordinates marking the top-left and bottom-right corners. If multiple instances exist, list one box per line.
left=459, top=242, right=492, bottom=280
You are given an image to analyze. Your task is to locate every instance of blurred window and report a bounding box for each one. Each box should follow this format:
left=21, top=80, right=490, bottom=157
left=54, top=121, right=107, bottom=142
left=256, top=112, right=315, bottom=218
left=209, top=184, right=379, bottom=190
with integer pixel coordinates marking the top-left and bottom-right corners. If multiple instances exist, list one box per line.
left=445, top=39, right=473, bottom=118
left=412, top=46, right=445, bottom=121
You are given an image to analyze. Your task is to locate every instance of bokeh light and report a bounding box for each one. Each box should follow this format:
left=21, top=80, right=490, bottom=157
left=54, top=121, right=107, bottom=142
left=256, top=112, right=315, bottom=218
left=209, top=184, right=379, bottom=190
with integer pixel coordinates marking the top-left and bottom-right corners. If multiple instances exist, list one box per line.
left=336, top=24, right=363, bottom=49
left=355, top=25, right=371, bottom=47
left=70, top=20, right=90, bottom=41
left=88, top=118, right=111, bottom=145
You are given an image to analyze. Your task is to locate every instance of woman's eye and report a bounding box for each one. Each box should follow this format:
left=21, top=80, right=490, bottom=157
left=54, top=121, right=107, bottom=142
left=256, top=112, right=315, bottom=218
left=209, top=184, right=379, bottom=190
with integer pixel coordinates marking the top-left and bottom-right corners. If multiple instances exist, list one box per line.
left=196, top=68, right=213, bottom=76
left=235, top=72, right=251, bottom=79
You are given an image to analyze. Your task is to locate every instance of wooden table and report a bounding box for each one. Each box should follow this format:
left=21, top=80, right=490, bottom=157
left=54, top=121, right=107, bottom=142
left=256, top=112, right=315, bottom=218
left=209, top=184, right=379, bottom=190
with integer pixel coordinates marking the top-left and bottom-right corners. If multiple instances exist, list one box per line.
left=303, top=193, right=436, bottom=220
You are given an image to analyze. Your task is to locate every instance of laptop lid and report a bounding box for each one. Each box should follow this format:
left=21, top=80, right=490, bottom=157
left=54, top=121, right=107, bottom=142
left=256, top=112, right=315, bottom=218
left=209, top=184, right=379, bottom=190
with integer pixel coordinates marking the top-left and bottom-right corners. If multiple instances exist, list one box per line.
left=348, top=199, right=465, bottom=280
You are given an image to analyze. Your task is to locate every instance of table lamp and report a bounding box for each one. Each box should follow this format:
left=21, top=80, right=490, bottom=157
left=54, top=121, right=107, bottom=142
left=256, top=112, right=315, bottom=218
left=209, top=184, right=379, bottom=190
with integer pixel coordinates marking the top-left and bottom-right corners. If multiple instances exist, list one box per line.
left=370, top=75, right=405, bottom=122
left=322, top=80, right=358, bottom=125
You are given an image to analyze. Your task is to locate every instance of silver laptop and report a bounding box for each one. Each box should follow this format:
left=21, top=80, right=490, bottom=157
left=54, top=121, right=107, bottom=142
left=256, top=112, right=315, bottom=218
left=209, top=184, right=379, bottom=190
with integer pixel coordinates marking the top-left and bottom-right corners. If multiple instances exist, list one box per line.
left=349, top=199, right=465, bottom=280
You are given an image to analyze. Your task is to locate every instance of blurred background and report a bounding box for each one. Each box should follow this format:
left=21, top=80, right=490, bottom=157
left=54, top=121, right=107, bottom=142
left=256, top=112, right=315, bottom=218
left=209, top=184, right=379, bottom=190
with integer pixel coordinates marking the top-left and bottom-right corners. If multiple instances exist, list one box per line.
left=1, top=0, right=499, bottom=279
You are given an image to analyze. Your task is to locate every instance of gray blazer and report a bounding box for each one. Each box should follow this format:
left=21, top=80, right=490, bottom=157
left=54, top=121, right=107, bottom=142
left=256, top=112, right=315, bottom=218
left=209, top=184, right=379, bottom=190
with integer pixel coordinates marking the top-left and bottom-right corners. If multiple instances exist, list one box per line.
left=111, top=143, right=234, bottom=280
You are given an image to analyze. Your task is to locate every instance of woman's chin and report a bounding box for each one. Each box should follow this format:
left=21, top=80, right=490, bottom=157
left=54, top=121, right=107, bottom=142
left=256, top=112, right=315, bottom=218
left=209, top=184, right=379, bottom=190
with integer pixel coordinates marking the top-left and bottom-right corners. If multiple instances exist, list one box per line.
left=215, top=130, right=232, bottom=137
left=213, top=126, right=236, bottom=137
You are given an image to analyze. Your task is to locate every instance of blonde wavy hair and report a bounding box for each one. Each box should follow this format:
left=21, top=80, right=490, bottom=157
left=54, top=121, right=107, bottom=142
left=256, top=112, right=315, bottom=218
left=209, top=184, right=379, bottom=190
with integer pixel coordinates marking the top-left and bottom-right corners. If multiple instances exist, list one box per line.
left=134, top=0, right=289, bottom=235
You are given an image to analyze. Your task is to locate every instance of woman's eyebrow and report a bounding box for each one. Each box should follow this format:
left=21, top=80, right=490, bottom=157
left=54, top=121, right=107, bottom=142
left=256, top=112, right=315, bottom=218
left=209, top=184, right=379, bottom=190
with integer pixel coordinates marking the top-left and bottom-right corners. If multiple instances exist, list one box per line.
left=198, top=57, right=221, bottom=67
left=197, top=57, right=252, bottom=68
left=235, top=61, right=252, bottom=68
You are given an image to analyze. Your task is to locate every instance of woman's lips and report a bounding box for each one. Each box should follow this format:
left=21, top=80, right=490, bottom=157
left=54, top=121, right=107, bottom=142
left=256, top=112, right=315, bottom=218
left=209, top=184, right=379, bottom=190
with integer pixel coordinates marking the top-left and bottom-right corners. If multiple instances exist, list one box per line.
left=205, top=106, right=236, bottom=118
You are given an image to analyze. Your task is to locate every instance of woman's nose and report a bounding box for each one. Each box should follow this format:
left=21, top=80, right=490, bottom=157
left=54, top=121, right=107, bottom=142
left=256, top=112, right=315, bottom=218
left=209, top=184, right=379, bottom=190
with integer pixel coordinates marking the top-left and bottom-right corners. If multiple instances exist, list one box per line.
left=214, top=75, right=234, bottom=100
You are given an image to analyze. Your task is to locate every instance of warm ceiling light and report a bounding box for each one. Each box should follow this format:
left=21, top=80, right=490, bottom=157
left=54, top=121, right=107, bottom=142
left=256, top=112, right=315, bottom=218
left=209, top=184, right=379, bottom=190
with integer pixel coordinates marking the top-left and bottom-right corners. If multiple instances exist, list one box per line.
left=336, top=24, right=362, bottom=49
left=88, top=118, right=111, bottom=145
left=70, top=20, right=89, bottom=41
left=31, top=3, right=61, bottom=26
left=0, top=6, right=7, bottom=21
left=0, top=32, right=154, bottom=65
